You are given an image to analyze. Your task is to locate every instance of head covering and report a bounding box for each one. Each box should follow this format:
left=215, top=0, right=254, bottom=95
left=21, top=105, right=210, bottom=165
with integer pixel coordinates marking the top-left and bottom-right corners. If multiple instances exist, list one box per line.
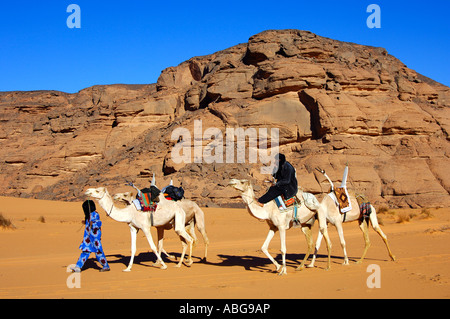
left=273, top=153, right=286, bottom=176
left=82, top=200, right=96, bottom=221
left=276, top=153, right=286, bottom=165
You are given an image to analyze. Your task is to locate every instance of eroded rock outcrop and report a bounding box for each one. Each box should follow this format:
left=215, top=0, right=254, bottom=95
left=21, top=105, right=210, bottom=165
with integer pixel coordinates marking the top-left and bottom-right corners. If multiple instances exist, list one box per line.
left=0, top=30, right=449, bottom=208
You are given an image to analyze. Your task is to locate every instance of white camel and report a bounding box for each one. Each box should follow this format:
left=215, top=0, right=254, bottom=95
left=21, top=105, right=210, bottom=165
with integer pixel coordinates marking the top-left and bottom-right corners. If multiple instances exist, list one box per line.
left=85, top=187, right=193, bottom=271
left=308, top=168, right=396, bottom=267
left=228, top=179, right=332, bottom=275
left=113, top=191, right=209, bottom=263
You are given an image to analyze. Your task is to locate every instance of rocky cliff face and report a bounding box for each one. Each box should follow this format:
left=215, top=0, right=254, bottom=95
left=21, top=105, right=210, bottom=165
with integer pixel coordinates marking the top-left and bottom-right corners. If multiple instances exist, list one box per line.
left=1, top=29, right=449, bottom=208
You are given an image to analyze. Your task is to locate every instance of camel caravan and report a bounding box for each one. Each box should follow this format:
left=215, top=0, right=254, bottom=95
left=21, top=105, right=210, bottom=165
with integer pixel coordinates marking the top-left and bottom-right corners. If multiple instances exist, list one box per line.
left=80, top=154, right=395, bottom=275
left=84, top=175, right=209, bottom=272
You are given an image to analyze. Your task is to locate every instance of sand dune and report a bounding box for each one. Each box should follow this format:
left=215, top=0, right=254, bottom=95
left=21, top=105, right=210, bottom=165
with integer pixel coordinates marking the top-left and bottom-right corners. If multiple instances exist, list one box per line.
left=0, top=196, right=449, bottom=299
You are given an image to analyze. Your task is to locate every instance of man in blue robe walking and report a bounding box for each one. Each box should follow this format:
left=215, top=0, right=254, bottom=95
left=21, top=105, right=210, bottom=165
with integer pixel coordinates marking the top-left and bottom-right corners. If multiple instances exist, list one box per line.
left=71, top=200, right=110, bottom=272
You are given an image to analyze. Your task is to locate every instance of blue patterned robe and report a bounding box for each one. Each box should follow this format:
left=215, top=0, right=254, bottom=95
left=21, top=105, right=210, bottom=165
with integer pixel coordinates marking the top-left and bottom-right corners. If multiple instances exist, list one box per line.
left=79, top=211, right=104, bottom=253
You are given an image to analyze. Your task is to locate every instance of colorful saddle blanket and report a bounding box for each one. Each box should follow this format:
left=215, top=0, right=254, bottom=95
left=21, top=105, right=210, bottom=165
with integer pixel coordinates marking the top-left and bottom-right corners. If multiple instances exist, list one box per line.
left=274, top=196, right=296, bottom=210
left=139, top=190, right=158, bottom=212
left=360, top=202, right=372, bottom=221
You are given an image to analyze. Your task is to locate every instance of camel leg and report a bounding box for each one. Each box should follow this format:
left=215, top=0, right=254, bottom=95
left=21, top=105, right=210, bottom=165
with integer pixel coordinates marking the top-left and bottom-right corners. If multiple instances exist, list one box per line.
left=186, top=221, right=198, bottom=248
left=370, top=208, right=396, bottom=261
left=194, top=212, right=210, bottom=262
left=357, top=219, right=371, bottom=264
left=197, top=225, right=209, bottom=262
left=175, top=237, right=188, bottom=268
left=321, top=227, right=332, bottom=270
left=141, top=227, right=167, bottom=270
left=175, top=230, right=193, bottom=267
left=185, top=222, right=198, bottom=264
left=175, top=231, right=193, bottom=268
left=156, top=227, right=176, bottom=261
left=317, top=208, right=332, bottom=271
left=124, top=224, right=138, bottom=272
left=308, top=213, right=332, bottom=270
left=278, top=227, right=287, bottom=275
left=296, top=226, right=313, bottom=271
left=173, top=208, right=193, bottom=267
left=183, top=230, right=194, bottom=266
left=307, top=228, right=323, bottom=268
left=335, top=220, right=349, bottom=265
left=261, top=227, right=281, bottom=273
left=200, top=229, right=209, bottom=262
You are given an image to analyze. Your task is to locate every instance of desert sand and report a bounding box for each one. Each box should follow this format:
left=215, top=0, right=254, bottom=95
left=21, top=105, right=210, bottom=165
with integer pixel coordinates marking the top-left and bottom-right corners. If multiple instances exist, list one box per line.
left=0, top=195, right=449, bottom=299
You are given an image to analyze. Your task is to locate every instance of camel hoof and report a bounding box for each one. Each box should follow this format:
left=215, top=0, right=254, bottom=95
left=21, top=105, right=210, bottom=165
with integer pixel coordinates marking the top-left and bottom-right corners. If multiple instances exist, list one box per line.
left=356, top=260, right=363, bottom=264
left=277, top=266, right=287, bottom=275
left=123, top=268, right=131, bottom=272
left=185, top=259, right=194, bottom=267
left=160, top=264, right=168, bottom=270
left=295, top=266, right=305, bottom=271
left=391, top=255, right=397, bottom=261
left=174, top=264, right=182, bottom=268
left=306, top=263, right=315, bottom=268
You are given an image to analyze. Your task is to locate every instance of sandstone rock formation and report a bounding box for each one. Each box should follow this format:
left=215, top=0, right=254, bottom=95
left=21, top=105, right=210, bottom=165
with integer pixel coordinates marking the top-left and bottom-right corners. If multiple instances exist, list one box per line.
left=1, top=29, right=449, bottom=208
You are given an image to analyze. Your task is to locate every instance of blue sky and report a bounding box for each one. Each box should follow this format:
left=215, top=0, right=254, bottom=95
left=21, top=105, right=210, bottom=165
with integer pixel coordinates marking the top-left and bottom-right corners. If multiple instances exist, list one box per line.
left=0, top=1, right=448, bottom=93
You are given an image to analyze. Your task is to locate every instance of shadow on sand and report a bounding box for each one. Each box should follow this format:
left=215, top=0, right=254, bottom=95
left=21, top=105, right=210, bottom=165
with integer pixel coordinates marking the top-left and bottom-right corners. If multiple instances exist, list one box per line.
left=75, top=251, right=386, bottom=272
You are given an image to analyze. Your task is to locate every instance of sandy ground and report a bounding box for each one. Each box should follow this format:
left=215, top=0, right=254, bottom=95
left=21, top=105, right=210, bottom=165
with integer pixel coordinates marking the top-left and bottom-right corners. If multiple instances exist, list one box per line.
left=0, top=195, right=449, bottom=299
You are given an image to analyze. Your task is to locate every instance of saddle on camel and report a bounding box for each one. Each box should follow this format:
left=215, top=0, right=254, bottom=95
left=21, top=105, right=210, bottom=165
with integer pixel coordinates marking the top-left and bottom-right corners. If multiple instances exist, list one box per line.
left=316, top=165, right=372, bottom=222
left=126, top=182, right=159, bottom=212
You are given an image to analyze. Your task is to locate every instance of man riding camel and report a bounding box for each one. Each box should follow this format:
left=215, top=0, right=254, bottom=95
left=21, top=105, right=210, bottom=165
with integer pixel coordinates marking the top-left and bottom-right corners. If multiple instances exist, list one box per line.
left=257, top=153, right=298, bottom=207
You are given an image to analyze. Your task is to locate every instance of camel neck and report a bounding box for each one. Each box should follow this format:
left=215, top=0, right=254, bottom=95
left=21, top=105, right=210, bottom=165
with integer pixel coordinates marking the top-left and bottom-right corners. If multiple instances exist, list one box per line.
left=98, top=190, right=132, bottom=223
left=242, top=185, right=269, bottom=221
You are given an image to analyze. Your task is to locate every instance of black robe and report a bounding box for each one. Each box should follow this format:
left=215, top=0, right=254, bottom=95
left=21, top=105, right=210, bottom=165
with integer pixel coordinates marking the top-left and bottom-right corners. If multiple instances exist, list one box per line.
left=258, top=154, right=298, bottom=204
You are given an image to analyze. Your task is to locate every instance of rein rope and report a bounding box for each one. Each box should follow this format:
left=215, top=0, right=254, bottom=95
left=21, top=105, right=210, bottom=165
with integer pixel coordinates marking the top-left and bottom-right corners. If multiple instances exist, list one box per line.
left=89, top=191, right=114, bottom=217
left=240, top=192, right=256, bottom=205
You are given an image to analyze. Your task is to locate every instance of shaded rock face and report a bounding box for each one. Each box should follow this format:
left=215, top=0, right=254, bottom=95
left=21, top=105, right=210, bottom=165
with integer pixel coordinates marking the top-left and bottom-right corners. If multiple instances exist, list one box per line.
left=0, top=29, right=449, bottom=208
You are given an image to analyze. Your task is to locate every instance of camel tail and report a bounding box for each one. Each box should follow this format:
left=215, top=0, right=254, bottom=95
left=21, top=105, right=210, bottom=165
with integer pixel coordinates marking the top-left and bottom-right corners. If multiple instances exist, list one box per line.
left=192, top=203, right=209, bottom=261
left=195, top=205, right=209, bottom=240
left=193, top=204, right=207, bottom=232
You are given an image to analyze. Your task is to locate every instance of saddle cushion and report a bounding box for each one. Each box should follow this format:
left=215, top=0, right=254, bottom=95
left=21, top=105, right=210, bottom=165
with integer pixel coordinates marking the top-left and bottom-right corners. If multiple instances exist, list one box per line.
left=301, top=192, right=320, bottom=211
left=132, top=199, right=142, bottom=211
left=163, top=185, right=184, bottom=201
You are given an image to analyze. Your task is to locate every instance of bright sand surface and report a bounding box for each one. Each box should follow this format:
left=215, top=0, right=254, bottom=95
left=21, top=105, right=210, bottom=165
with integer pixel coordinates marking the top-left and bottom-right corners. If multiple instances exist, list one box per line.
left=0, top=196, right=449, bottom=299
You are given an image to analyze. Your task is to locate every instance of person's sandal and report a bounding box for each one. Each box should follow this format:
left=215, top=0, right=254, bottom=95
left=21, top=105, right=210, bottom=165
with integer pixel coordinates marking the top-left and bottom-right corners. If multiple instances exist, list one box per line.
left=71, top=266, right=81, bottom=273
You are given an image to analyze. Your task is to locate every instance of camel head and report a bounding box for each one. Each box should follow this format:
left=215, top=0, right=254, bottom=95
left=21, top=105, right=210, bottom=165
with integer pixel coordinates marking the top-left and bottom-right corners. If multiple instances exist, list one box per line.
left=113, top=192, right=134, bottom=204
left=85, top=187, right=107, bottom=199
left=228, top=179, right=251, bottom=192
